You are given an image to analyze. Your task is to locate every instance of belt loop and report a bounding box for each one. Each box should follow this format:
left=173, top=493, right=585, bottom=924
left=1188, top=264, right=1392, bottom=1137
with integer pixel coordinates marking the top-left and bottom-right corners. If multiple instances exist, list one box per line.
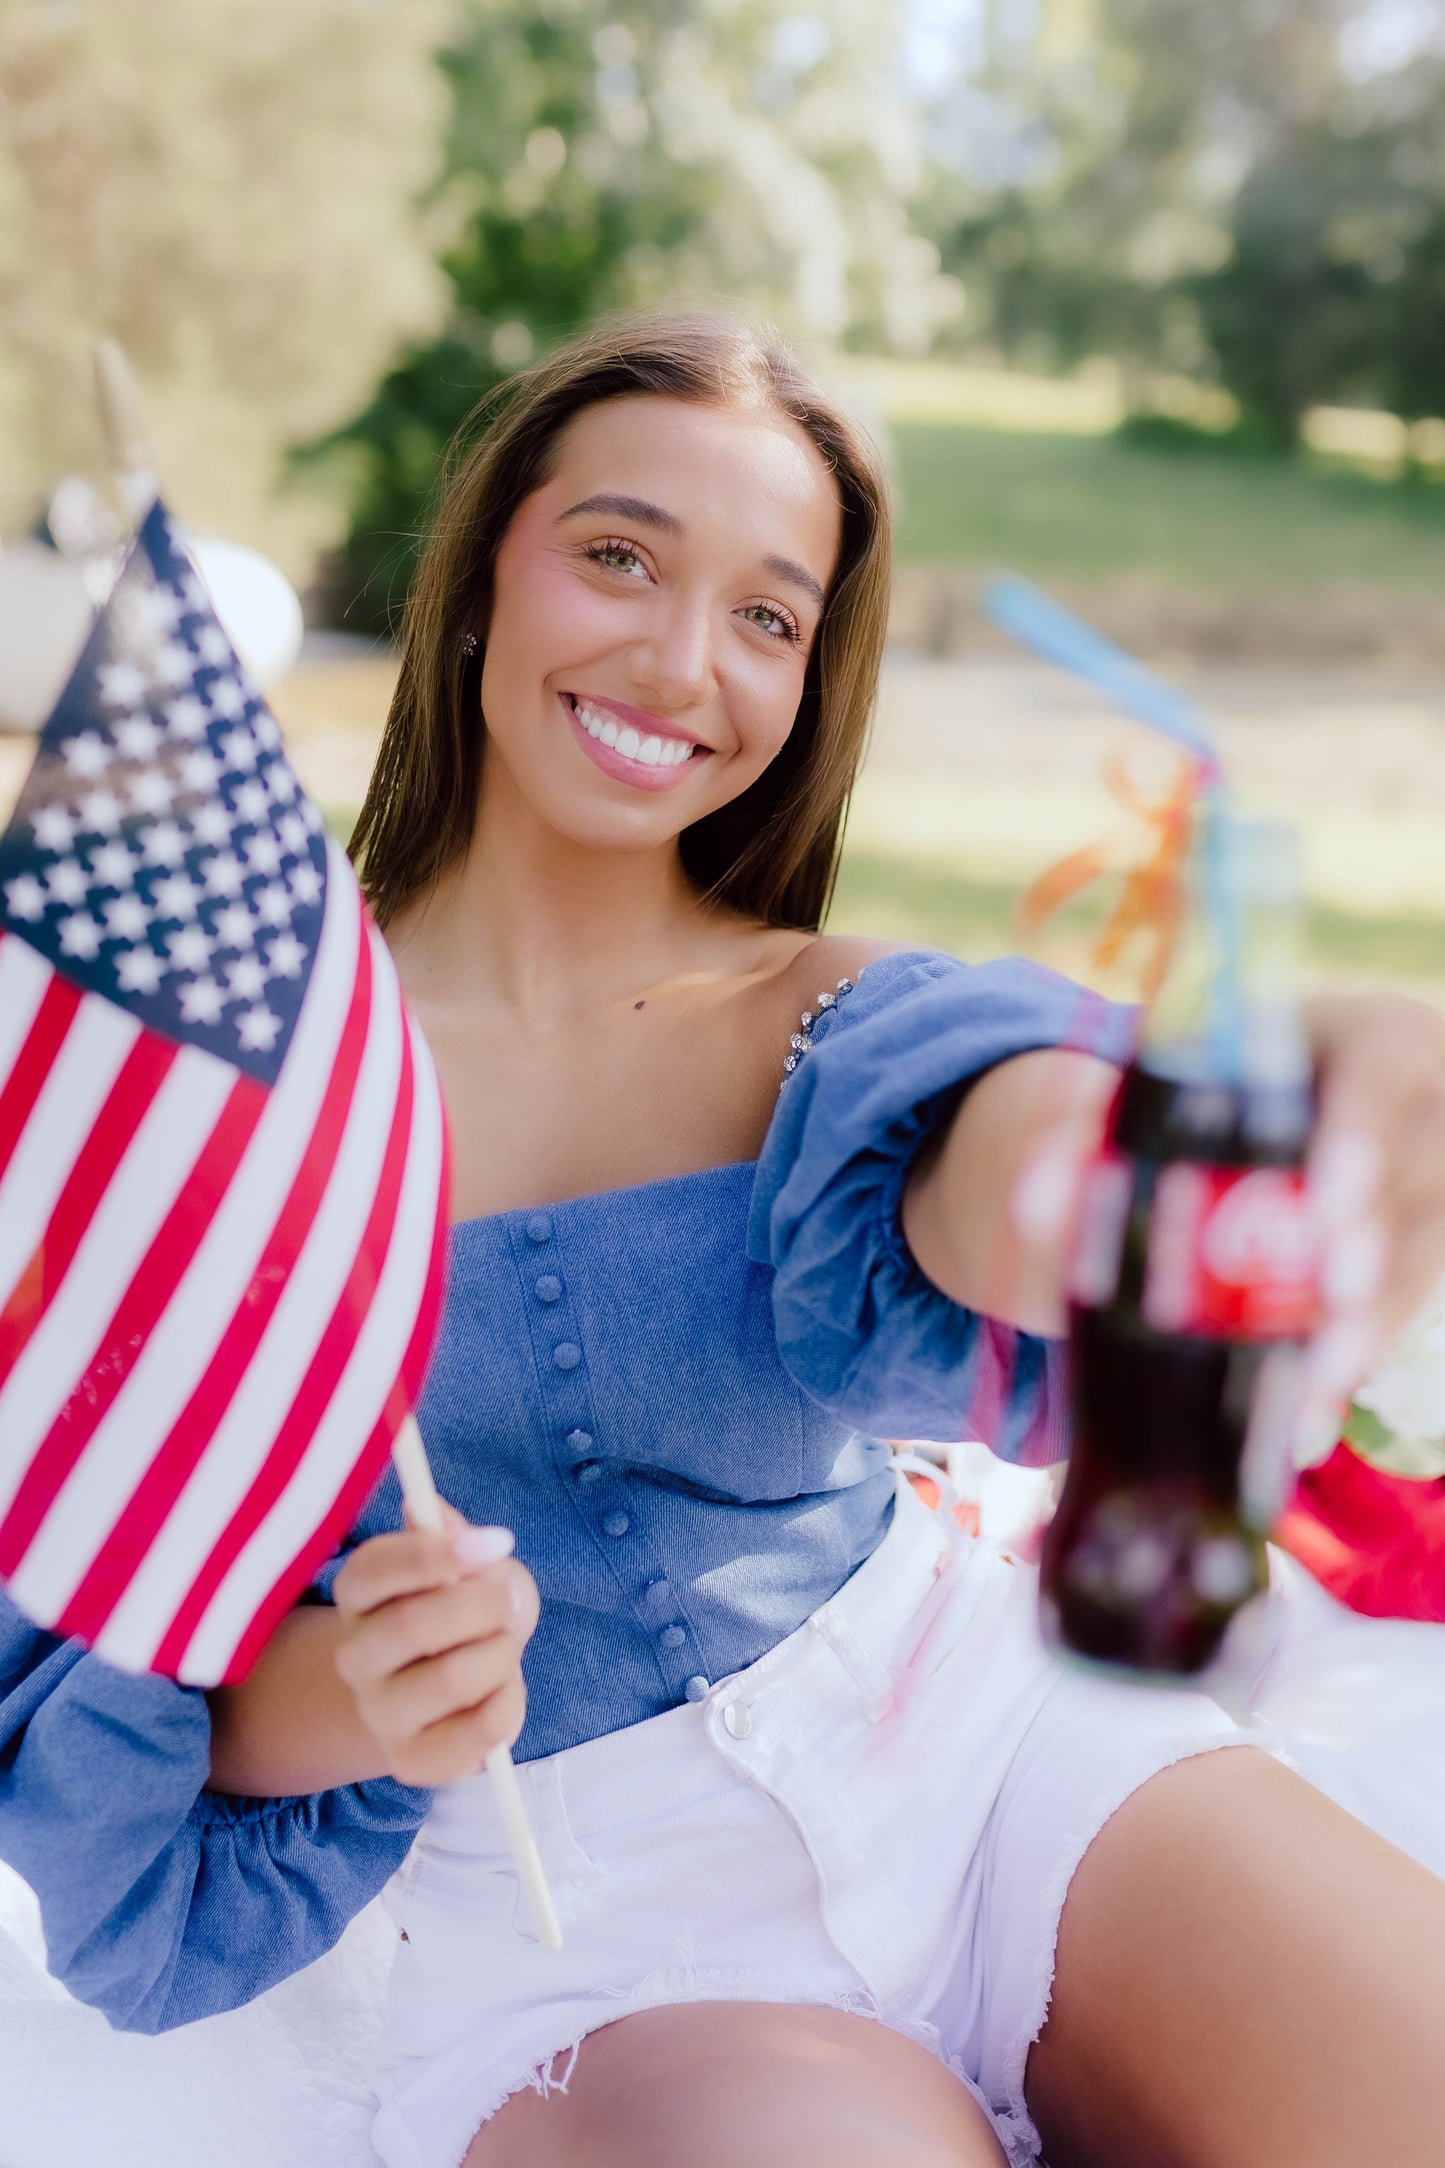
left=809, top=1610, right=895, bottom=1723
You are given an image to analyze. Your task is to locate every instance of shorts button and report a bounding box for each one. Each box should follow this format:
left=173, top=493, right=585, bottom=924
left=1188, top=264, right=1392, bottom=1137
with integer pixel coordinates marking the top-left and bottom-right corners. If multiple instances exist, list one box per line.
left=723, top=1702, right=753, bottom=1740
left=683, top=1675, right=709, bottom=1703
left=659, top=1624, right=686, bottom=1649
left=602, top=1511, right=630, bottom=1538
left=535, top=1274, right=562, bottom=1302
left=526, top=1214, right=552, bottom=1243
left=552, top=1342, right=581, bottom=1371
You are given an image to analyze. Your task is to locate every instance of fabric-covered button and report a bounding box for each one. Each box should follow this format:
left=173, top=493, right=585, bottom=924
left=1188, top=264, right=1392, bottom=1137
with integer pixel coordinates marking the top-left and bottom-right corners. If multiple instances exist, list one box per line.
left=525, top=1214, right=552, bottom=1243
left=552, top=1342, right=581, bottom=1371
left=602, top=1511, right=630, bottom=1538
left=659, top=1624, right=687, bottom=1650
left=566, top=1429, right=593, bottom=1453
left=723, top=1701, right=753, bottom=1740
left=683, top=1675, right=709, bottom=1703
left=576, top=1462, right=601, bottom=1485
left=535, top=1274, right=562, bottom=1303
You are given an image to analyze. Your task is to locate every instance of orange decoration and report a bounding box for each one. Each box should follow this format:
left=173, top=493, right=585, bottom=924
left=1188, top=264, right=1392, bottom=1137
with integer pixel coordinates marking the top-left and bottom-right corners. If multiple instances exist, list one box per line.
left=1018, top=751, right=1204, bottom=1001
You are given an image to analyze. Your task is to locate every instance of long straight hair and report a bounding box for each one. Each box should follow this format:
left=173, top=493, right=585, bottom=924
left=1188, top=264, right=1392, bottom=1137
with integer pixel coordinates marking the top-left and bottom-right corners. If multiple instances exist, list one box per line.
left=349, top=312, right=893, bottom=933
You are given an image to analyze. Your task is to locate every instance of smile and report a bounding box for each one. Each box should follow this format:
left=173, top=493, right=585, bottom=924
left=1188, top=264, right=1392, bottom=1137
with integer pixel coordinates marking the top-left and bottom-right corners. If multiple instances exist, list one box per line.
left=561, top=693, right=706, bottom=793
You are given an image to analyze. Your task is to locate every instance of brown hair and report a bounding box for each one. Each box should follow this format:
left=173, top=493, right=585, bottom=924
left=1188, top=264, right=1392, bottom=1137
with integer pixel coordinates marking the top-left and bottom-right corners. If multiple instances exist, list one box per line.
left=349, top=311, right=893, bottom=932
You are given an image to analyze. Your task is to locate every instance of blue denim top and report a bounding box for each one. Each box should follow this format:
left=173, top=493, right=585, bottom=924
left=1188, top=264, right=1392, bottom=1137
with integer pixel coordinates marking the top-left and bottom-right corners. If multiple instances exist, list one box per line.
left=0, top=950, right=1128, bottom=2029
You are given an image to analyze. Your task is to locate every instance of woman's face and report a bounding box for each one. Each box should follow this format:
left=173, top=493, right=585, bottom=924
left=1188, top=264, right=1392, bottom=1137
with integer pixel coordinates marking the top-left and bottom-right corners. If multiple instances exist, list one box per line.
left=476, top=395, right=843, bottom=855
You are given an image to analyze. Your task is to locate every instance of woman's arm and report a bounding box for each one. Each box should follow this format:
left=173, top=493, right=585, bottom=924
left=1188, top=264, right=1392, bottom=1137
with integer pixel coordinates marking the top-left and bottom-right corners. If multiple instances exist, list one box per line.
left=206, top=1520, right=538, bottom=1796
left=902, top=993, right=1445, bottom=1428
left=901, top=1046, right=1118, bottom=1339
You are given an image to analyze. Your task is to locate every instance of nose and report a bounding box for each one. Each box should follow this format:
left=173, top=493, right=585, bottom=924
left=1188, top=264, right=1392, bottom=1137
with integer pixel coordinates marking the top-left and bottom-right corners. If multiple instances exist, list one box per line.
left=628, top=589, right=716, bottom=711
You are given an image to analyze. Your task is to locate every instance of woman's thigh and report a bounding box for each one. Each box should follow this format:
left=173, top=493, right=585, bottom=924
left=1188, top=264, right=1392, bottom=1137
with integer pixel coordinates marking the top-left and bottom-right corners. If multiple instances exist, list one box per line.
left=467, top=2002, right=1007, bottom=2168
left=1027, top=1747, right=1445, bottom=2168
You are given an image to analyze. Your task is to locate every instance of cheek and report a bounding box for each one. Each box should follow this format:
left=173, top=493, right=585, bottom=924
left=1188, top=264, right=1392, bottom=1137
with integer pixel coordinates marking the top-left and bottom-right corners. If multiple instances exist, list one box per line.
left=489, top=551, right=630, bottom=685
left=728, top=651, right=809, bottom=766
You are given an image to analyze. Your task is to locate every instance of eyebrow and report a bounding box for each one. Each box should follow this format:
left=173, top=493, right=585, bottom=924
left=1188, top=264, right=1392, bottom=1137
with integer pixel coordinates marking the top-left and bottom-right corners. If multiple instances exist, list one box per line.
left=762, top=553, right=825, bottom=612
left=560, top=493, right=682, bottom=535
left=560, top=494, right=828, bottom=614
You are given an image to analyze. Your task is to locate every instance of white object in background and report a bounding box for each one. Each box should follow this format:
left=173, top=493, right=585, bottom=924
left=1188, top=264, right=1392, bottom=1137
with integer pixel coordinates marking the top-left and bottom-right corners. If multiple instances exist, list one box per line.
left=1349, top=1270, right=1445, bottom=1477
left=188, top=535, right=304, bottom=689
left=0, top=526, right=304, bottom=736
left=0, top=540, right=96, bottom=734
left=0, top=1857, right=391, bottom=2168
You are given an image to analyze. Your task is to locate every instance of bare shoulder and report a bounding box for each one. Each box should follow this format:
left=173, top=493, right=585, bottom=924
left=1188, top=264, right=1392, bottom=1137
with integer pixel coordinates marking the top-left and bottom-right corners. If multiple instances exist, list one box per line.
left=774, top=932, right=918, bottom=1024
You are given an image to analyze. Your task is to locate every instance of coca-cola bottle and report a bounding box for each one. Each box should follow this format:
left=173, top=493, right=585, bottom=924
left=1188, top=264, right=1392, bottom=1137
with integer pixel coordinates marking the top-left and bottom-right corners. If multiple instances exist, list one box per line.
left=1040, top=810, right=1321, bottom=1676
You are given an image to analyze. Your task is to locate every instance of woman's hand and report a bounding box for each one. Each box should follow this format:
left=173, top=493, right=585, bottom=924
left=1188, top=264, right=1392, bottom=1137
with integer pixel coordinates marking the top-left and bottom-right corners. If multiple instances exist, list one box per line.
left=905, top=990, right=1445, bottom=1459
left=332, top=1510, right=540, bottom=1788
left=1294, top=991, right=1445, bottom=1456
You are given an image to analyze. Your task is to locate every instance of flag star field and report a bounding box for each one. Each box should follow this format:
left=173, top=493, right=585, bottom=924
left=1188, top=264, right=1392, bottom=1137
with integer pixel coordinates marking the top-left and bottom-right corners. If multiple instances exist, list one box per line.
left=0, top=510, right=326, bottom=1088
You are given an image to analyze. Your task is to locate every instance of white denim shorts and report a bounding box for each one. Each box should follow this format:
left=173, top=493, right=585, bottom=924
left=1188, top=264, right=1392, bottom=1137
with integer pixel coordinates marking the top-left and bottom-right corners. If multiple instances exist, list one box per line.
left=371, top=1468, right=1245, bottom=2168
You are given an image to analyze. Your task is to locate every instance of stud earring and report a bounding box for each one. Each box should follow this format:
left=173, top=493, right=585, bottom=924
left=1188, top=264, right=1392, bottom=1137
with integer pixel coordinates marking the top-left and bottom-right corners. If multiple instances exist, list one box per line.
left=461, top=631, right=479, bottom=657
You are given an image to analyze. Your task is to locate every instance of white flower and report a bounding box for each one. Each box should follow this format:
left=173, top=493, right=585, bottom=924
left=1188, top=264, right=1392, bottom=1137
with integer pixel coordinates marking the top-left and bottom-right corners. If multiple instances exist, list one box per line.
left=1350, top=1273, right=1445, bottom=1476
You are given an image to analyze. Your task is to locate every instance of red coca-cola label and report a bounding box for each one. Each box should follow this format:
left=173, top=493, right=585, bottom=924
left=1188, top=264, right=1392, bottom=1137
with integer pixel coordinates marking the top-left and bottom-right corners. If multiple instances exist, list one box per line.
left=1142, top=1161, right=1320, bottom=1339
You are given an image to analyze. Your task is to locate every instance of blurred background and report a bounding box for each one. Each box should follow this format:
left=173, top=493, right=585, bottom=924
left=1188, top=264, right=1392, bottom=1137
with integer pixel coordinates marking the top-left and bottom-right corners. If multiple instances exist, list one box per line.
left=3, top=0, right=1444, bottom=1001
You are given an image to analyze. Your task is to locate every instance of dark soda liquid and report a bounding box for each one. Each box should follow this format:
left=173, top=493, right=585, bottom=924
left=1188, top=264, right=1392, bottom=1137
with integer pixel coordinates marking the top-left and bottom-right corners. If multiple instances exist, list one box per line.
left=1040, top=1059, right=1311, bottom=1676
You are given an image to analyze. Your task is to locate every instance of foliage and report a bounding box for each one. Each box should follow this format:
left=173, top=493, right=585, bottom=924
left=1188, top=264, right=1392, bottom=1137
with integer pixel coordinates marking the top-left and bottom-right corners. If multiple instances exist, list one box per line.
left=920, top=0, right=1445, bottom=443
left=318, top=0, right=960, bottom=630
left=0, top=0, right=456, bottom=576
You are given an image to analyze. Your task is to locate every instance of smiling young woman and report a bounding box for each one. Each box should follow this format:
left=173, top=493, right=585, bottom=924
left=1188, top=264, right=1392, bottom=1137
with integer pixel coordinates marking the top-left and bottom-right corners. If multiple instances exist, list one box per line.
left=10, top=313, right=1445, bottom=2168
left=352, top=317, right=890, bottom=941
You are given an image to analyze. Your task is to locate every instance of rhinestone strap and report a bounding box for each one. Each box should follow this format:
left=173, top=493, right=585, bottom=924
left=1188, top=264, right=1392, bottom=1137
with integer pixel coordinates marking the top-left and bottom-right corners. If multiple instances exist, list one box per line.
left=780, top=977, right=855, bottom=1084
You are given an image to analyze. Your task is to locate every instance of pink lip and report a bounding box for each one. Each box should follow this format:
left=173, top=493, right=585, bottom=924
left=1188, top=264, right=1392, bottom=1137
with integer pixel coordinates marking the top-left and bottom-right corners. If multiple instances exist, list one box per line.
left=560, top=692, right=708, bottom=794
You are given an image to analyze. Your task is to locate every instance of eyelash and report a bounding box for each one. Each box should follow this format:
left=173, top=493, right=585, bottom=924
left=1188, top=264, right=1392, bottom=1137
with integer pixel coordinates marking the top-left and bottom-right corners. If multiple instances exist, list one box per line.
left=581, top=538, right=803, bottom=647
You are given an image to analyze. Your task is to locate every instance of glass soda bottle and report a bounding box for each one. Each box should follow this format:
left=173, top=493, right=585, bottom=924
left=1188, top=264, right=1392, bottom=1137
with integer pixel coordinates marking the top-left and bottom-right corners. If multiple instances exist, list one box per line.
left=1040, top=810, right=1321, bottom=1676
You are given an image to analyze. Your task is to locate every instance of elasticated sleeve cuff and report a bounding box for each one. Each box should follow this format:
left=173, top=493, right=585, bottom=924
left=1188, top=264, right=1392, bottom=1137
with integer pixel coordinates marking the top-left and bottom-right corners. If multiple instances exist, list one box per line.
left=748, top=950, right=1133, bottom=1464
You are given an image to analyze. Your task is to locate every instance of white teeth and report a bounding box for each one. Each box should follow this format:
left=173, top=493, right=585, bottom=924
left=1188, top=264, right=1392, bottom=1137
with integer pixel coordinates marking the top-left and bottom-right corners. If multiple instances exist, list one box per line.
left=571, top=697, right=694, bottom=767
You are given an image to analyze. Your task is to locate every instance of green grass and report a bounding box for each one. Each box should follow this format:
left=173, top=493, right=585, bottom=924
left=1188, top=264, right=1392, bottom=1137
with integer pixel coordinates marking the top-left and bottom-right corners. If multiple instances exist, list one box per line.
left=889, top=422, right=1445, bottom=593
left=830, top=848, right=1445, bottom=993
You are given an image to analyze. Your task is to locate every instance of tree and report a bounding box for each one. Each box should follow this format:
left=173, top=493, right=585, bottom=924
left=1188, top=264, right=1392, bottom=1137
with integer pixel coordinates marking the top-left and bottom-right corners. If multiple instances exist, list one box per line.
left=319, top=0, right=958, bottom=628
left=918, top=0, right=1445, bottom=438
left=0, top=0, right=456, bottom=575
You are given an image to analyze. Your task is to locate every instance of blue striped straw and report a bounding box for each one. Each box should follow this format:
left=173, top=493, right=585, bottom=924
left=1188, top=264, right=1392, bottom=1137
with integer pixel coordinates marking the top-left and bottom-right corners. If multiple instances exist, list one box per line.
left=982, top=574, right=1220, bottom=778
left=983, top=573, right=1241, bottom=1069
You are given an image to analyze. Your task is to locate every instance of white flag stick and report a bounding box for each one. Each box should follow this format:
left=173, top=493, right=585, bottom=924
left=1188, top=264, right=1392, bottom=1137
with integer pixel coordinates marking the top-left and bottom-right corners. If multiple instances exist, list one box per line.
left=391, top=1415, right=562, bottom=1952
left=93, top=339, right=158, bottom=520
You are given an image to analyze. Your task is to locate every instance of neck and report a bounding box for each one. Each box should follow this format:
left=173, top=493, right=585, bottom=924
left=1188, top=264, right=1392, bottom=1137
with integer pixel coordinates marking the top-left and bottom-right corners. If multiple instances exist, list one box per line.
left=389, top=755, right=709, bottom=1026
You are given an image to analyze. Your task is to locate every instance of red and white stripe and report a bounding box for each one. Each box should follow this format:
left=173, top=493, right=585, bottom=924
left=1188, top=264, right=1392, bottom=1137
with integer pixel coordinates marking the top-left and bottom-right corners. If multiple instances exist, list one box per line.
left=0, top=837, right=448, bottom=1683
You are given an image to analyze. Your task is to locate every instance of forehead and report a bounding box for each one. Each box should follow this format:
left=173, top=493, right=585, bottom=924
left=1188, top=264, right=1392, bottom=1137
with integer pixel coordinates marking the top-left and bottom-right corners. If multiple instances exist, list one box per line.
left=539, top=395, right=842, bottom=577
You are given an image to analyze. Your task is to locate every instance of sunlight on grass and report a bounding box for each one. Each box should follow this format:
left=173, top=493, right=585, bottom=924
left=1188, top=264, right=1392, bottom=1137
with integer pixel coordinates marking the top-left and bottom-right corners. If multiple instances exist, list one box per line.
left=887, top=423, right=1445, bottom=591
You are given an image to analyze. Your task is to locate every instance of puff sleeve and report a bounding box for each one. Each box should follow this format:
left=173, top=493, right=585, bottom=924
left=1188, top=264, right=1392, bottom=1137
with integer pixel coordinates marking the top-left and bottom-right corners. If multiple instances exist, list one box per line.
left=748, top=949, right=1134, bottom=1465
left=0, top=1590, right=429, bottom=2033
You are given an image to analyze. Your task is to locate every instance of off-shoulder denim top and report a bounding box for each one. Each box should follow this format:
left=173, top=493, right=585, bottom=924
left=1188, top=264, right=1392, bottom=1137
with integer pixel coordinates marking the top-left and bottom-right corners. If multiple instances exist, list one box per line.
left=0, top=949, right=1130, bottom=2029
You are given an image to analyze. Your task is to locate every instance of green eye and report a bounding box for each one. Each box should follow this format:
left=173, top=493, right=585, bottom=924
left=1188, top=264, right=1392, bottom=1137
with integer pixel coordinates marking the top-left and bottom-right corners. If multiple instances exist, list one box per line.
left=586, top=539, right=647, bottom=577
left=742, top=603, right=800, bottom=645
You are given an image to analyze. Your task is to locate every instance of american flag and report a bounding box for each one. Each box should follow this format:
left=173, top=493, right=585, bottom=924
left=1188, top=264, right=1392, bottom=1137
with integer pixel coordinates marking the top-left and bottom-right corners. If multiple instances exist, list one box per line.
left=0, top=502, right=448, bottom=1686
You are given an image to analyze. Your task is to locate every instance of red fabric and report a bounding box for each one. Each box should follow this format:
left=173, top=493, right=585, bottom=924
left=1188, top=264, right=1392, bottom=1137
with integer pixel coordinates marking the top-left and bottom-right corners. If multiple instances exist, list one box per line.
left=1276, top=1442, right=1445, bottom=1621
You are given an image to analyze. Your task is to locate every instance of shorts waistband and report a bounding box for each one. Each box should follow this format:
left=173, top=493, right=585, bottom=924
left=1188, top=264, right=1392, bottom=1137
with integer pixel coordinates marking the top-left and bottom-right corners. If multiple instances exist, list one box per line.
left=422, top=1468, right=964, bottom=1858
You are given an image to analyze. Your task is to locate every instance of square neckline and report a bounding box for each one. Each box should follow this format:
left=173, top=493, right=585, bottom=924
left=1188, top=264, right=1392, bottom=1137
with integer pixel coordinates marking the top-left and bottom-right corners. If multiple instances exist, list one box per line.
left=448, top=1157, right=759, bottom=1237
left=446, top=950, right=934, bottom=1237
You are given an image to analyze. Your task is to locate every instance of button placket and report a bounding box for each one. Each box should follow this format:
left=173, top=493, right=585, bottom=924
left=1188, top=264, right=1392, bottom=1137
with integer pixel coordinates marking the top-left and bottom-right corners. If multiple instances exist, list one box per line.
left=509, top=1207, right=704, bottom=1710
